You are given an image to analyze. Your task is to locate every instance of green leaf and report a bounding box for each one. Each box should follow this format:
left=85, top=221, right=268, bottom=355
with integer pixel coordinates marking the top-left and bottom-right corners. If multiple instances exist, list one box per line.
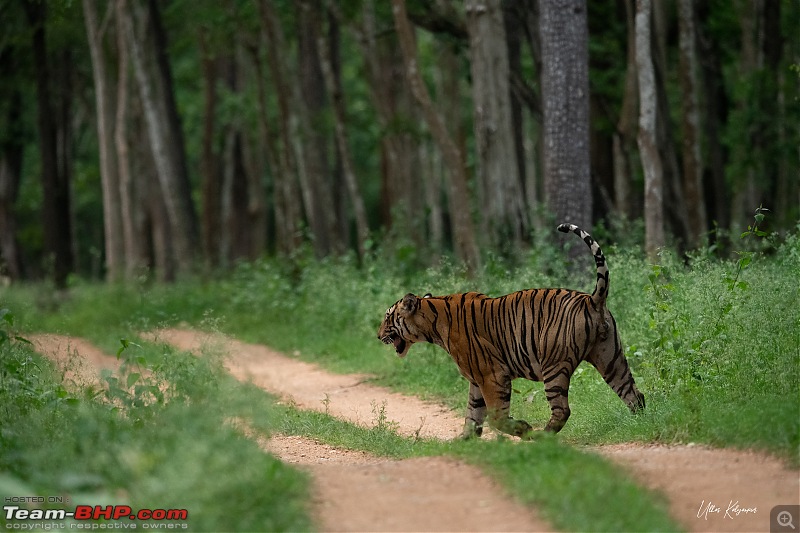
left=117, top=338, right=130, bottom=358
left=127, top=372, right=141, bottom=388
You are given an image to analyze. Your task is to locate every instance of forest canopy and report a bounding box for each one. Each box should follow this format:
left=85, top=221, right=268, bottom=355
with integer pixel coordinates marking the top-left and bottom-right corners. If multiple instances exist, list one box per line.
left=0, top=0, right=798, bottom=285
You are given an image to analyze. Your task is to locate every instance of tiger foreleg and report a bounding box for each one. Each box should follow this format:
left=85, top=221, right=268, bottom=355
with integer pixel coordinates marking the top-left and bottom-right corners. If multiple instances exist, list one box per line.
left=482, top=380, right=534, bottom=438
left=460, top=382, right=487, bottom=439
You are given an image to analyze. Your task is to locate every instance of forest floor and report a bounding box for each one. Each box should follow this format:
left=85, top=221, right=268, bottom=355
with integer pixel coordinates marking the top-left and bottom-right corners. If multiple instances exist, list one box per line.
left=32, top=331, right=798, bottom=533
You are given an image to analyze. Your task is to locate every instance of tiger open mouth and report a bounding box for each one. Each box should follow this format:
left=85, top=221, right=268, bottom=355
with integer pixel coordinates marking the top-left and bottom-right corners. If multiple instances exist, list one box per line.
left=381, top=334, right=409, bottom=357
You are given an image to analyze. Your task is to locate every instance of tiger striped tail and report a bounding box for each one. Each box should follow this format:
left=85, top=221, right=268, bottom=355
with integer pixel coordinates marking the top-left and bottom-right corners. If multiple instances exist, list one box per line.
left=557, top=223, right=609, bottom=309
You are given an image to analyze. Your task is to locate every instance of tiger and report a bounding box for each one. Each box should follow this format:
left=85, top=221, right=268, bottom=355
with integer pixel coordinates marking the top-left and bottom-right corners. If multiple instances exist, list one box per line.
left=377, top=223, right=645, bottom=439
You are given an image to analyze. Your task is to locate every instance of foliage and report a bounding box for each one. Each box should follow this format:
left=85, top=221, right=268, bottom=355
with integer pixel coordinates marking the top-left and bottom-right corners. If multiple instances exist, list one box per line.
left=0, top=317, right=311, bottom=531
left=4, top=223, right=798, bottom=463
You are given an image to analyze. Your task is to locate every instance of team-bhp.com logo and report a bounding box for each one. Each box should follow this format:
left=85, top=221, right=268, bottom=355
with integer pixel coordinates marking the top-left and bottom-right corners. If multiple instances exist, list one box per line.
left=4, top=504, right=188, bottom=529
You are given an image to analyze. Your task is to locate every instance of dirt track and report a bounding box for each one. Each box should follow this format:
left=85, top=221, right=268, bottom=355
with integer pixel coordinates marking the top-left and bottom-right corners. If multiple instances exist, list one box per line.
left=33, top=331, right=799, bottom=532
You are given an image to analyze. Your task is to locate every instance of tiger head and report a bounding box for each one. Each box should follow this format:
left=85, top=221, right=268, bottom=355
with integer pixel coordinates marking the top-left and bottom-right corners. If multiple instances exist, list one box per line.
left=377, top=293, right=429, bottom=358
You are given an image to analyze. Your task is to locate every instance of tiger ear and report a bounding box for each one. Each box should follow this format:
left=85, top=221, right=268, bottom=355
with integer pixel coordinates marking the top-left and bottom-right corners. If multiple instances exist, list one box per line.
left=399, top=293, right=419, bottom=317
left=423, top=293, right=433, bottom=298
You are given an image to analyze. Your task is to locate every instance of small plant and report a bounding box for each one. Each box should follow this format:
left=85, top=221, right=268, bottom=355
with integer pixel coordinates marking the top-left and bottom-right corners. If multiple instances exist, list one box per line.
left=370, top=399, right=399, bottom=434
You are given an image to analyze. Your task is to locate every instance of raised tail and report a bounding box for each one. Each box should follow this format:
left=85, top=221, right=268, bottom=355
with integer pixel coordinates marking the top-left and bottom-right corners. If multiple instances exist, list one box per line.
left=557, top=223, right=609, bottom=309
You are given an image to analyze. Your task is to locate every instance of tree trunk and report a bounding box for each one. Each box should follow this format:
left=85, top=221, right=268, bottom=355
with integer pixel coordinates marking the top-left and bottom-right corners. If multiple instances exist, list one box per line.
left=614, top=0, right=638, bottom=220
left=83, top=0, right=126, bottom=282
left=696, top=1, right=728, bottom=237
left=122, top=0, right=199, bottom=276
left=466, top=0, right=527, bottom=249
left=258, top=0, right=303, bottom=255
left=296, top=0, right=338, bottom=258
left=354, top=0, right=421, bottom=243
left=392, top=0, right=480, bottom=272
left=198, top=28, right=222, bottom=269
left=316, top=11, right=369, bottom=259
left=114, top=0, right=147, bottom=279
left=635, top=0, right=665, bottom=259
left=25, top=0, right=74, bottom=288
left=538, top=0, right=592, bottom=239
left=0, top=87, right=24, bottom=281
left=677, top=0, right=707, bottom=248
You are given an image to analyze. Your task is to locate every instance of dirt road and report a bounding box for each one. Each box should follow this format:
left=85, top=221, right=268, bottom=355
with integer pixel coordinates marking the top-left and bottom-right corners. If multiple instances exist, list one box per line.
left=33, top=331, right=799, bottom=532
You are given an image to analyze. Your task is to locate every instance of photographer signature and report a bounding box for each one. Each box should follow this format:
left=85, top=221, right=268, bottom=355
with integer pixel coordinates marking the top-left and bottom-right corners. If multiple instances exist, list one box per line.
left=697, top=500, right=758, bottom=520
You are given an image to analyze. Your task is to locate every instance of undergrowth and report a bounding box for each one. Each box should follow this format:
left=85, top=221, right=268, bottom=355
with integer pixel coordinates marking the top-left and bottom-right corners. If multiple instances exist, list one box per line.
left=1, top=214, right=797, bottom=530
left=0, top=319, right=311, bottom=531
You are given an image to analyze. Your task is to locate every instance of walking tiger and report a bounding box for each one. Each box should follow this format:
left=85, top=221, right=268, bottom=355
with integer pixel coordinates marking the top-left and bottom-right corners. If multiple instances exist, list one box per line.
left=377, top=223, right=645, bottom=439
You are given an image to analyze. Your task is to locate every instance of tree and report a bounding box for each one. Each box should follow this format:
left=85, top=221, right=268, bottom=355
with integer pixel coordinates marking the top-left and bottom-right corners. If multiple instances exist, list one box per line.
left=121, top=0, right=199, bottom=275
left=677, top=0, right=707, bottom=247
left=316, top=7, right=369, bottom=259
left=392, top=0, right=480, bottom=272
left=83, top=0, right=125, bottom=281
left=24, top=0, right=75, bottom=288
left=538, top=0, right=592, bottom=237
left=635, top=0, right=665, bottom=259
left=466, top=0, right=527, bottom=248
left=614, top=0, right=638, bottom=220
left=296, top=0, right=340, bottom=258
left=258, top=0, right=303, bottom=256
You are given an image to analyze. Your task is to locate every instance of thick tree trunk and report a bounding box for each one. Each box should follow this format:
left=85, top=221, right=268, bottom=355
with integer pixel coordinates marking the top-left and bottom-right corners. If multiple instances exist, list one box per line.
left=466, top=0, right=527, bottom=248
left=538, top=0, right=592, bottom=239
left=635, top=0, right=665, bottom=259
left=122, top=0, right=199, bottom=276
left=392, top=0, right=480, bottom=272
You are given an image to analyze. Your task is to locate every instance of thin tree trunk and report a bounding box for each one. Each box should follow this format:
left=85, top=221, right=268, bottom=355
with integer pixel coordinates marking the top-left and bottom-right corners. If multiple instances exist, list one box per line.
left=25, top=0, right=74, bottom=288
left=678, top=0, right=707, bottom=248
left=635, top=0, right=665, bottom=259
left=696, top=1, right=729, bottom=237
left=316, top=12, right=369, bottom=259
left=392, top=0, right=480, bottom=272
left=614, top=0, right=638, bottom=219
left=258, top=0, right=303, bottom=255
left=84, top=0, right=125, bottom=282
left=0, top=88, right=24, bottom=281
left=296, top=0, right=338, bottom=258
left=115, top=0, right=146, bottom=279
left=199, top=28, right=221, bottom=269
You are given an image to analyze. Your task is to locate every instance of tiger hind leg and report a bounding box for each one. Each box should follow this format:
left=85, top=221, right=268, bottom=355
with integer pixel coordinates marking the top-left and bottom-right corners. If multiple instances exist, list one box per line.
left=543, top=371, right=572, bottom=432
left=588, top=331, right=645, bottom=413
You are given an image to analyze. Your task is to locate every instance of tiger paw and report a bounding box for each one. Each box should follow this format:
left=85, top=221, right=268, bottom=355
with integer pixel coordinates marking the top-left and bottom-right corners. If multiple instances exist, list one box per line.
left=459, top=420, right=484, bottom=440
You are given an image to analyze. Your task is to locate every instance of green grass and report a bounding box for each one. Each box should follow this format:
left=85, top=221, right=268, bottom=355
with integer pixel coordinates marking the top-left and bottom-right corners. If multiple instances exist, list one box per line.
left=2, top=226, right=798, bottom=530
left=0, top=329, right=312, bottom=532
